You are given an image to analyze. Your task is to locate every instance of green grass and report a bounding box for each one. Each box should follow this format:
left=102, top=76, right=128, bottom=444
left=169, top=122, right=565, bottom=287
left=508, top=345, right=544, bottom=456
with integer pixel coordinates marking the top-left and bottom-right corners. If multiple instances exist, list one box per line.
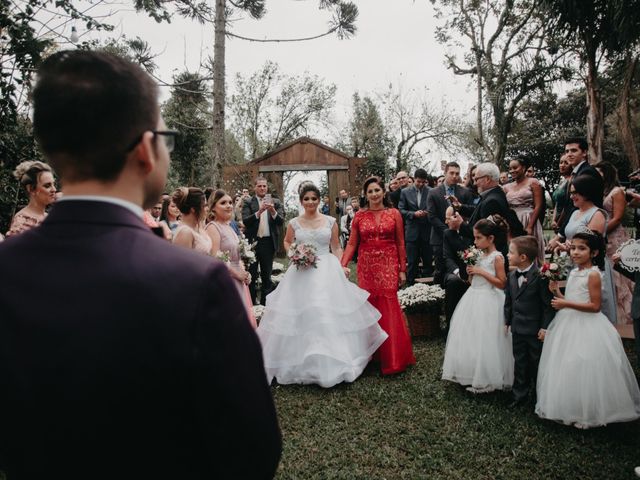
left=272, top=337, right=640, bottom=479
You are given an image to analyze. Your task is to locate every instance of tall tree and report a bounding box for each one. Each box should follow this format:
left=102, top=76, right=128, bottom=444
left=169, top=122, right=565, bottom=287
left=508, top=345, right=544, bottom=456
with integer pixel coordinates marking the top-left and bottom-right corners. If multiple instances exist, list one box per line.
left=540, top=0, right=640, bottom=163
left=341, top=93, right=391, bottom=178
left=379, top=85, right=461, bottom=172
left=229, top=61, right=337, bottom=161
left=431, top=0, right=569, bottom=165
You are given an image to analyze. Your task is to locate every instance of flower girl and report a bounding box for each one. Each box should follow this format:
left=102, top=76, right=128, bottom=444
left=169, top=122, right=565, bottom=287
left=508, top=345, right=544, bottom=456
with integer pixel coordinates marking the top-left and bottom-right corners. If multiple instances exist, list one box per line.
left=536, top=230, right=640, bottom=428
left=442, top=215, right=514, bottom=393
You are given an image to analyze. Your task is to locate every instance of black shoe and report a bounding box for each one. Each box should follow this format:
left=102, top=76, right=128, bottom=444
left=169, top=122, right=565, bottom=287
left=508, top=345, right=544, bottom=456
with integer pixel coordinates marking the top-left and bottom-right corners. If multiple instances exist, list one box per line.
left=508, top=398, right=525, bottom=409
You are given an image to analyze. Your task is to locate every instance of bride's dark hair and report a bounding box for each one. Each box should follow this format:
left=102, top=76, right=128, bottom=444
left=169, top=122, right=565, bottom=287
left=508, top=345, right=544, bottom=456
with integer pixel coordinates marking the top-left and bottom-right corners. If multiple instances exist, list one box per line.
left=299, top=183, right=320, bottom=202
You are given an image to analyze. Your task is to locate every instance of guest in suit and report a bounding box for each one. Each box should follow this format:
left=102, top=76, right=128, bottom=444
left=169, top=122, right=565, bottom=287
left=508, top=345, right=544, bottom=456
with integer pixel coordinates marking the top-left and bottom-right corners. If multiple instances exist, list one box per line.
left=242, top=176, right=285, bottom=305
left=389, top=170, right=410, bottom=207
left=335, top=189, right=352, bottom=218
left=556, top=137, right=604, bottom=238
left=427, top=161, right=474, bottom=285
left=442, top=207, right=473, bottom=326
left=399, top=168, right=433, bottom=284
left=504, top=236, right=555, bottom=408
left=0, top=51, right=281, bottom=479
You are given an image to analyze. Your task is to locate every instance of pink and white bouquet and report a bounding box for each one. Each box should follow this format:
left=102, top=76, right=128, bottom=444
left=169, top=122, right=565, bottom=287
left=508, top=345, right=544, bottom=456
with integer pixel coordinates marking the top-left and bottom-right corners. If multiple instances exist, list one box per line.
left=540, top=253, right=569, bottom=281
left=458, top=246, right=482, bottom=266
left=288, top=242, right=318, bottom=270
left=238, top=235, right=257, bottom=267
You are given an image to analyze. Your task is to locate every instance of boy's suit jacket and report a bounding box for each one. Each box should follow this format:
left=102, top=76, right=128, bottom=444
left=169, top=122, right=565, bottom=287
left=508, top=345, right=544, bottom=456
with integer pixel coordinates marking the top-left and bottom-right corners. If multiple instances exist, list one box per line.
left=504, top=264, right=555, bottom=335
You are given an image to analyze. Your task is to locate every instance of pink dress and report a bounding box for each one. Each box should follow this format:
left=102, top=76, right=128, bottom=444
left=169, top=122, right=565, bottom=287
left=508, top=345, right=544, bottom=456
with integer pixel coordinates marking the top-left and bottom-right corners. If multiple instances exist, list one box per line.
left=207, top=222, right=257, bottom=328
left=6, top=211, right=44, bottom=237
left=604, top=188, right=635, bottom=325
left=504, top=180, right=545, bottom=263
left=172, top=224, right=212, bottom=255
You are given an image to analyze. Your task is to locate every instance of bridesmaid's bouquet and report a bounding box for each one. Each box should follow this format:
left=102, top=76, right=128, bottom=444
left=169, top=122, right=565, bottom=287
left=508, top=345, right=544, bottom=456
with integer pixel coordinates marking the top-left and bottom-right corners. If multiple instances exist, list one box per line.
left=458, top=246, right=482, bottom=266
left=288, top=242, right=318, bottom=270
left=214, top=250, right=231, bottom=263
left=238, top=235, right=257, bottom=266
left=540, top=252, right=569, bottom=281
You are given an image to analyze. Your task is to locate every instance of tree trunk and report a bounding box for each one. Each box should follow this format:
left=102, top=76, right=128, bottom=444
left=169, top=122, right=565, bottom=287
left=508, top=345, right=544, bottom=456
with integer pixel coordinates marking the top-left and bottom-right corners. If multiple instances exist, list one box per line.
left=211, top=0, right=226, bottom=187
left=585, top=54, right=604, bottom=164
left=616, top=55, right=639, bottom=171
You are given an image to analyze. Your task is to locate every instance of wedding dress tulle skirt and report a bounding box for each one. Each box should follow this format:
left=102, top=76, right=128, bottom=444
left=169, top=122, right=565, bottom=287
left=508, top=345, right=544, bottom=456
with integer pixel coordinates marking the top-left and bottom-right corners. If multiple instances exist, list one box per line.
left=535, top=309, right=640, bottom=427
left=257, top=253, right=388, bottom=388
left=442, top=285, right=514, bottom=392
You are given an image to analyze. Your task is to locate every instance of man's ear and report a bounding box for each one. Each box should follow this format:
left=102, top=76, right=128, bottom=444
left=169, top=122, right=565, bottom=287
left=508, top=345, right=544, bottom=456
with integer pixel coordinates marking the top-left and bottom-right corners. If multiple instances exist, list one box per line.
left=133, top=131, right=156, bottom=175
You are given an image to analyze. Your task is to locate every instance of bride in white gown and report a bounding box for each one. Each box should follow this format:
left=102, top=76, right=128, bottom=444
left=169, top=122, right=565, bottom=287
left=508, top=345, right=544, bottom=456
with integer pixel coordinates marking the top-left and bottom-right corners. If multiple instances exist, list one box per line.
left=257, top=183, right=388, bottom=388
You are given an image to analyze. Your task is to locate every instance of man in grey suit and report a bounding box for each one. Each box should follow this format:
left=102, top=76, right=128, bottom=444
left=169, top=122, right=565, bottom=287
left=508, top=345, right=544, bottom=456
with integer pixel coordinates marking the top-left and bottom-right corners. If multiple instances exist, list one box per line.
left=399, top=168, right=433, bottom=284
left=426, top=161, right=474, bottom=284
left=242, top=177, right=285, bottom=305
left=0, top=51, right=281, bottom=479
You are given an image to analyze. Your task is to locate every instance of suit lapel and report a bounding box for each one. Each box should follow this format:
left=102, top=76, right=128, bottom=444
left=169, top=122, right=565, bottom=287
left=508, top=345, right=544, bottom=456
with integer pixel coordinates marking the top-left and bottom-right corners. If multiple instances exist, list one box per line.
left=515, top=266, right=539, bottom=299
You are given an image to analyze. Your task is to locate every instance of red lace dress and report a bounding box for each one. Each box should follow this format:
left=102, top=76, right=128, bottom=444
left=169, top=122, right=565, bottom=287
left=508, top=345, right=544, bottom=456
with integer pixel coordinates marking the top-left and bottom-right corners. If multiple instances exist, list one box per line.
left=341, top=208, right=416, bottom=375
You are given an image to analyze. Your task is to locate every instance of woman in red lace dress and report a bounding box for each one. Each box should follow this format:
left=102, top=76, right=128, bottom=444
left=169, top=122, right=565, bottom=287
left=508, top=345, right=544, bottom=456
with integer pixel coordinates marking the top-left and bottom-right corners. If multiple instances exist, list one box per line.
left=341, top=176, right=416, bottom=375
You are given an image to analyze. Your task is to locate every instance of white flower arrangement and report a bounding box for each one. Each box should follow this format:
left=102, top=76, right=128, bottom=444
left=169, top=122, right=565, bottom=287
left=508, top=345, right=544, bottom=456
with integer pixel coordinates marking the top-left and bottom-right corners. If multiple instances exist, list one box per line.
left=271, top=272, right=286, bottom=286
left=272, top=261, right=285, bottom=273
left=397, top=283, right=445, bottom=313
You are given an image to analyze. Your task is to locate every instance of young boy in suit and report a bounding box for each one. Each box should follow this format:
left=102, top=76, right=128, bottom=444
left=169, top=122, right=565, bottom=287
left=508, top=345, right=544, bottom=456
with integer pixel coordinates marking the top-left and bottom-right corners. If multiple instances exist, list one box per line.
left=505, top=236, right=555, bottom=408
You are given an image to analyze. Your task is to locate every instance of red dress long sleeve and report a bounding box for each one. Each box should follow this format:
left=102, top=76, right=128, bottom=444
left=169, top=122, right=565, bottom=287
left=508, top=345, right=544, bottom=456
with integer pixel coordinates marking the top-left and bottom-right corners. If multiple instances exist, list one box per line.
left=341, top=208, right=415, bottom=375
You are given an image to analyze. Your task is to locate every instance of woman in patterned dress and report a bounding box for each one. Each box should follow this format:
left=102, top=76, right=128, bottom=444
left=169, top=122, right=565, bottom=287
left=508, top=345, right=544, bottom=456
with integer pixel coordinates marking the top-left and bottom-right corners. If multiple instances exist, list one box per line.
left=7, top=161, right=57, bottom=237
left=341, top=176, right=416, bottom=375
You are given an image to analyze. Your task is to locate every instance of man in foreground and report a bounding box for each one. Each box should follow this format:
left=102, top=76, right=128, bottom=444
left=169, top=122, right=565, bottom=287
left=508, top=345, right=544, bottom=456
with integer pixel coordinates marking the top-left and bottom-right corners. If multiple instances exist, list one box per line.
left=0, top=51, right=281, bottom=479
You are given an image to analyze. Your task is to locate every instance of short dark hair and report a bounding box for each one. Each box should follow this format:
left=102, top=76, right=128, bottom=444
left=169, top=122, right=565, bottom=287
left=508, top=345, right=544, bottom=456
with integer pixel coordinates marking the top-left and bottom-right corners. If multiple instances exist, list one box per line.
left=32, top=50, right=159, bottom=182
left=254, top=176, right=268, bottom=186
left=572, top=174, right=604, bottom=207
left=564, top=137, right=588, bottom=152
left=510, top=236, right=539, bottom=262
left=509, top=157, right=530, bottom=168
left=414, top=168, right=428, bottom=180
left=299, top=183, right=321, bottom=202
left=444, top=161, right=460, bottom=172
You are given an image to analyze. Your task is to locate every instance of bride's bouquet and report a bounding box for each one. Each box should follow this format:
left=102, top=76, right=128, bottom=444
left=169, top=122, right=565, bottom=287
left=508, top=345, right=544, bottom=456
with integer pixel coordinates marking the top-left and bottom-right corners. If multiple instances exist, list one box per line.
left=288, top=242, right=318, bottom=270
left=238, top=234, right=257, bottom=267
left=458, top=246, right=482, bottom=266
left=540, top=252, right=569, bottom=281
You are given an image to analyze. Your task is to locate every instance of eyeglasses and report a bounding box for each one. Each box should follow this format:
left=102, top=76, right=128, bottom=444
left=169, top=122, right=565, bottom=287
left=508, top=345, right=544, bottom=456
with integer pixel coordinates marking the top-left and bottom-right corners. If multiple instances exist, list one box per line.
left=127, top=130, right=179, bottom=153
left=474, top=175, right=488, bottom=182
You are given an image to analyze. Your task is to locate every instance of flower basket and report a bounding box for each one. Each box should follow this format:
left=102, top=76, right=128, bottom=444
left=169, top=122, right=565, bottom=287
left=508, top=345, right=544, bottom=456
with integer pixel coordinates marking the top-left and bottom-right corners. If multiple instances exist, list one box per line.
left=404, top=310, right=441, bottom=338
left=397, top=284, right=445, bottom=338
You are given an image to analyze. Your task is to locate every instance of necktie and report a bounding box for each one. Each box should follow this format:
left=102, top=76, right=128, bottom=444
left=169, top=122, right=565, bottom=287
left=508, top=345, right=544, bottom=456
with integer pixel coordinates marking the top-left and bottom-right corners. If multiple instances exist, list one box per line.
left=516, top=270, right=527, bottom=287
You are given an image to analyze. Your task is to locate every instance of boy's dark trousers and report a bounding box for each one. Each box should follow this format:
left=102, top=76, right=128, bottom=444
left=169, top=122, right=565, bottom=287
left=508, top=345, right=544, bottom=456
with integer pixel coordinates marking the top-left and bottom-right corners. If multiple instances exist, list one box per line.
left=512, top=333, right=542, bottom=402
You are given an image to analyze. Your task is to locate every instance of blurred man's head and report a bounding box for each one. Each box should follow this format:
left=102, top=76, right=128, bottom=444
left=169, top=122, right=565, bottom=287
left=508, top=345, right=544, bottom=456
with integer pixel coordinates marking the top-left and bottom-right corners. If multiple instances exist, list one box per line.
left=33, top=51, right=171, bottom=209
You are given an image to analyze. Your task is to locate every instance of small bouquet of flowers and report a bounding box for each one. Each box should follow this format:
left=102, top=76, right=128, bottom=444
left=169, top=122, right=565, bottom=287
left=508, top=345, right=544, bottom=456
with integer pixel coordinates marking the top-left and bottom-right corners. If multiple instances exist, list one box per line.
left=214, top=250, right=231, bottom=263
left=288, top=242, right=318, bottom=270
left=238, top=235, right=257, bottom=267
left=458, top=246, right=482, bottom=266
left=540, top=252, right=570, bottom=281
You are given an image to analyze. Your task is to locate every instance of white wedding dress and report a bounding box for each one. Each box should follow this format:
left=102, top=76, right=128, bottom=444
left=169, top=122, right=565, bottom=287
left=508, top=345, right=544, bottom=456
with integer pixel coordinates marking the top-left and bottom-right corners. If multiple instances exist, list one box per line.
left=441, top=250, right=514, bottom=392
left=536, top=266, right=640, bottom=427
left=257, top=216, right=388, bottom=388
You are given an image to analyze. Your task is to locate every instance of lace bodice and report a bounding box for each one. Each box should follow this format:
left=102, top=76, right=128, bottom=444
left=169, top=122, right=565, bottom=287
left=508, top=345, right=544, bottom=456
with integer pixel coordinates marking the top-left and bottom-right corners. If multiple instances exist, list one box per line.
left=471, top=250, right=502, bottom=289
left=565, top=266, right=601, bottom=304
left=290, top=216, right=335, bottom=255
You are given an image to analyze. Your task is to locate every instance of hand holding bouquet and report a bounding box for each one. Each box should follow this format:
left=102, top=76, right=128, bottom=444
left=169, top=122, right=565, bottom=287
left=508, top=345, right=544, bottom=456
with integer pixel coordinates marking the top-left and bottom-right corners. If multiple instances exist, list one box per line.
left=288, top=242, right=318, bottom=270
left=540, top=253, right=569, bottom=281
left=458, top=246, right=482, bottom=266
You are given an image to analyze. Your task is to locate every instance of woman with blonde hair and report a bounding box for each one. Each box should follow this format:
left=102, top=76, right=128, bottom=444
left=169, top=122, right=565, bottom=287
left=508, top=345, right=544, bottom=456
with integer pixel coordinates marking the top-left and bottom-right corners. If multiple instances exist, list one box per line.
left=171, top=187, right=211, bottom=254
left=206, top=189, right=256, bottom=327
left=7, top=161, right=57, bottom=237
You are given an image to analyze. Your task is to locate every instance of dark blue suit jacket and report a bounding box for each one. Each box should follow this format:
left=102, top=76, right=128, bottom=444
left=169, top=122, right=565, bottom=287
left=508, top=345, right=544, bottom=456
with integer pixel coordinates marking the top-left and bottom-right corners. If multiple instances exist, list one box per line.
left=0, top=200, right=281, bottom=479
left=399, top=185, right=431, bottom=242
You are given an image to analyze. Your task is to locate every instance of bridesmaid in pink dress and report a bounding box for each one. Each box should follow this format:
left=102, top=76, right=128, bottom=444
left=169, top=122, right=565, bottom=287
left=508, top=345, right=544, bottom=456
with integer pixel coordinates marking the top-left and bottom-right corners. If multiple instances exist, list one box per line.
left=503, top=158, right=545, bottom=263
left=171, top=187, right=212, bottom=254
left=595, top=162, right=635, bottom=325
left=206, top=190, right=257, bottom=328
